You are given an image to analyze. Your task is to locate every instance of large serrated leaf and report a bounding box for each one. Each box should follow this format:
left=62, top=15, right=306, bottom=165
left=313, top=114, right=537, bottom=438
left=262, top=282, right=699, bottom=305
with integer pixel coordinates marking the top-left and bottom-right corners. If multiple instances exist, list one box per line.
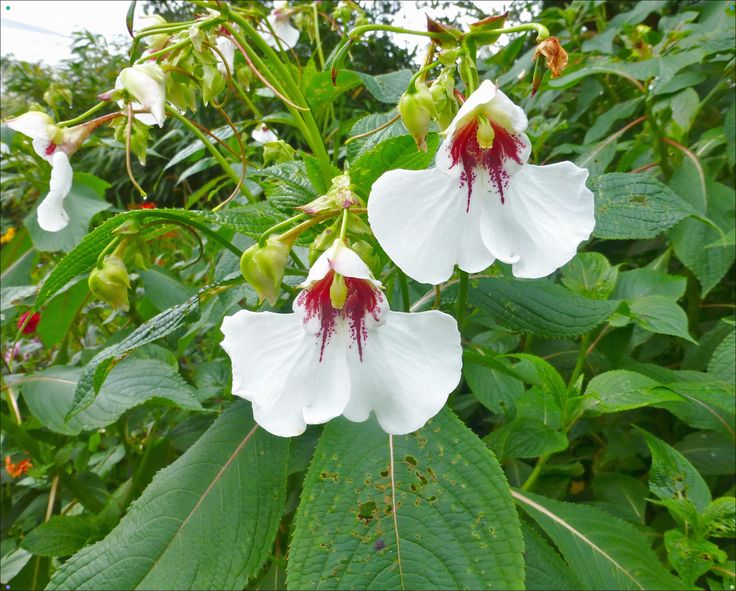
left=46, top=401, right=289, bottom=591
left=21, top=358, right=202, bottom=435
left=522, top=521, right=582, bottom=590
left=591, top=173, right=697, bottom=239
left=346, top=111, right=405, bottom=162
left=287, top=409, right=524, bottom=590
left=513, top=490, right=686, bottom=590
left=459, top=278, right=617, bottom=338
left=351, top=134, right=439, bottom=198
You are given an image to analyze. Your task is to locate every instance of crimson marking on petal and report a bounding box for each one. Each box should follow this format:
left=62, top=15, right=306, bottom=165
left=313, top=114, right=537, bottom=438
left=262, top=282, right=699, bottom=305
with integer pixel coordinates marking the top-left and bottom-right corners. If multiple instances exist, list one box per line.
left=45, top=143, right=58, bottom=156
left=449, top=118, right=524, bottom=208
left=297, top=271, right=383, bottom=362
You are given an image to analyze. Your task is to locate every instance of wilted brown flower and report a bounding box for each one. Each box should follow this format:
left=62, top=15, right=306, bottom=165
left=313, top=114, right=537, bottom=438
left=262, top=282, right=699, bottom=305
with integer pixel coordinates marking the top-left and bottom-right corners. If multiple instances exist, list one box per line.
left=533, top=37, right=569, bottom=78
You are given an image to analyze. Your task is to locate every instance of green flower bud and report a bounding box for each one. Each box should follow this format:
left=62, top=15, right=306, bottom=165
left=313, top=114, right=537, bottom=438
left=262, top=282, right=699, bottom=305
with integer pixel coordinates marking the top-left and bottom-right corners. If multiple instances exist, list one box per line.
left=89, top=255, right=131, bottom=312
left=430, top=68, right=457, bottom=131
left=263, top=140, right=296, bottom=165
left=240, top=236, right=292, bottom=305
left=350, top=239, right=380, bottom=272
left=298, top=174, right=358, bottom=215
left=458, top=56, right=479, bottom=95
left=398, top=80, right=436, bottom=152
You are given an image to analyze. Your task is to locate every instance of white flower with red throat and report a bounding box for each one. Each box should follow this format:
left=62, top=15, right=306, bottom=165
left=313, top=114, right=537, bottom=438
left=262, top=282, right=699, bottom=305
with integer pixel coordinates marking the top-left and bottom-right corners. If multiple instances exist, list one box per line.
left=368, top=80, right=595, bottom=284
left=5, top=112, right=95, bottom=231
left=221, top=239, right=461, bottom=437
left=263, top=1, right=300, bottom=50
left=251, top=124, right=278, bottom=144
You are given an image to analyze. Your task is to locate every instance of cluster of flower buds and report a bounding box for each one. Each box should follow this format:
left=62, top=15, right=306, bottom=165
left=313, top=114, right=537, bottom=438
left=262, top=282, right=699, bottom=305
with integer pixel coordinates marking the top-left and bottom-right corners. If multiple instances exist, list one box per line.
left=240, top=235, right=295, bottom=306
left=398, top=81, right=436, bottom=152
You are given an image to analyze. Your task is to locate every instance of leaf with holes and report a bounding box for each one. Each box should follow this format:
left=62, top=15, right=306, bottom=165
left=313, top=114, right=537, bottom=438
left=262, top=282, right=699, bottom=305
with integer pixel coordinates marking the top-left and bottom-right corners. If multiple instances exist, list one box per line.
left=287, top=409, right=524, bottom=590
left=46, top=401, right=289, bottom=590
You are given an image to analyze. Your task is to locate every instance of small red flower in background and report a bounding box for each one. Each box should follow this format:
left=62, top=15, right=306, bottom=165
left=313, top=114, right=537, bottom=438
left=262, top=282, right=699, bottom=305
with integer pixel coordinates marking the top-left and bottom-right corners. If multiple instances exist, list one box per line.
left=127, top=201, right=157, bottom=210
left=17, top=311, right=40, bottom=334
left=5, top=455, right=32, bottom=478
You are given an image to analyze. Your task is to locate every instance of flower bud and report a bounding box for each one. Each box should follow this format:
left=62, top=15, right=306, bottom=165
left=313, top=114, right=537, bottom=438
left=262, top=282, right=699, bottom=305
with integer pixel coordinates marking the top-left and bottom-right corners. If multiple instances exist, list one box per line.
left=458, top=56, right=479, bottom=95
left=240, top=236, right=292, bottom=305
left=116, top=63, right=167, bottom=127
left=89, top=255, right=131, bottom=312
left=398, top=80, right=436, bottom=152
left=350, top=239, right=380, bottom=272
left=430, top=68, right=457, bottom=131
left=17, top=311, right=40, bottom=334
left=298, top=174, right=359, bottom=215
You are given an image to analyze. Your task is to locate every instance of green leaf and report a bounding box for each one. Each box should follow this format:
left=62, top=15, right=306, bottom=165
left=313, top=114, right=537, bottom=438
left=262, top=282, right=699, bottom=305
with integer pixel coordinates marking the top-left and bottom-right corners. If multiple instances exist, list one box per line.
left=584, top=98, right=644, bottom=144
left=351, top=133, right=439, bottom=199
left=21, top=358, right=202, bottom=435
left=709, top=329, right=735, bottom=383
left=21, top=515, right=99, bottom=557
left=626, top=295, right=696, bottom=343
left=702, top=497, right=736, bottom=539
left=585, top=370, right=678, bottom=413
left=0, top=547, right=32, bottom=584
left=25, top=175, right=112, bottom=253
left=346, top=111, right=405, bottom=162
left=287, top=410, right=524, bottom=590
left=463, top=278, right=617, bottom=338
left=655, top=381, right=736, bottom=439
left=463, top=361, right=524, bottom=416
left=68, top=290, right=204, bottom=418
left=521, top=521, right=582, bottom=590
left=37, top=278, right=89, bottom=347
left=513, top=490, right=686, bottom=590
left=637, top=428, right=711, bottom=511
left=591, top=473, right=649, bottom=523
left=591, top=173, right=697, bottom=240
left=560, top=252, right=619, bottom=300
left=675, top=431, right=736, bottom=476
left=355, top=69, right=413, bottom=103
left=46, top=401, right=289, bottom=591
left=487, top=418, right=568, bottom=460
left=614, top=268, right=687, bottom=300
left=664, top=530, right=726, bottom=588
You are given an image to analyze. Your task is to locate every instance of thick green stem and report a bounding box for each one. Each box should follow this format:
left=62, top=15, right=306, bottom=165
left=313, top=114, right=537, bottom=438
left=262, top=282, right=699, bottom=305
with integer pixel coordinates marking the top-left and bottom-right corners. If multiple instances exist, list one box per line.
left=259, top=213, right=307, bottom=246
left=520, top=455, right=549, bottom=491
left=339, top=208, right=349, bottom=241
left=57, top=101, right=107, bottom=127
left=568, top=333, right=591, bottom=389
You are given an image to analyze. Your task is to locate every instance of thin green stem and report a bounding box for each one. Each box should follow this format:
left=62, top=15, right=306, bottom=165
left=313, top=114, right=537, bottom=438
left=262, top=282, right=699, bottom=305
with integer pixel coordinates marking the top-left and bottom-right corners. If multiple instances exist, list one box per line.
left=474, top=23, right=550, bottom=41
left=339, top=208, right=349, bottom=241
left=139, top=211, right=243, bottom=257
left=312, top=2, right=325, bottom=69
left=259, top=213, right=307, bottom=246
left=408, top=61, right=442, bottom=92
left=134, top=36, right=191, bottom=64
left=166, top=107, right=244, bottom=193
left=568, top=333, right=591, bottom=389
left=349, top=23, right=453, bottom=41
left=125, top=104, right=147, bottom=197
left=456, top=271, right=469, bottom=328
left=57, top=101, right=107, bottom=127
left=520, top=455, right=549, bottom=491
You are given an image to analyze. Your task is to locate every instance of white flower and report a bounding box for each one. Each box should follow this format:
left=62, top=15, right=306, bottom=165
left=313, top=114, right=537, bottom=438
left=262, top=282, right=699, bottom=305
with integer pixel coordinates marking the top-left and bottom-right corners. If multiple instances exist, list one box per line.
left=115, top=63, right=167, bottom=127
left=251, top=124, right=278, bottom=143
left=6, top=112, right=75, bottom=232
left=137, top=14, right=170, bottom=52
left=213, top=35, right=236, bottom=74
left=263, top=1, right=300, bottom=50
left=368, top=80, right=595, bottom=284
left=221, top=239, right=462, bottom=437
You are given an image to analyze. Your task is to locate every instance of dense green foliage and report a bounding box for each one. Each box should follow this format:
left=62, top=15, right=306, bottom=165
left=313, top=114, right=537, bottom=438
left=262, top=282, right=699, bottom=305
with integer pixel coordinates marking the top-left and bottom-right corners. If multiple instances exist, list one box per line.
left=1, top=1, right=734, bottom=590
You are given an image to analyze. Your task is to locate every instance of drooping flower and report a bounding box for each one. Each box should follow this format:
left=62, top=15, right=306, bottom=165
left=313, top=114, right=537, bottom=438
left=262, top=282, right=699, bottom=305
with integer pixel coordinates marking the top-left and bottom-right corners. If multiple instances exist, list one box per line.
left=5, top=456, right=32, bottom=479
left=115, top=63, right=167, bottom=127
left=368, top=80, right=595, bottom=285
left=213, top=35, right=237, bottom=74
left=221, top=239, right=461, bottom=437
left=251, top=124, right=278, bottom=143
left=5, top=111, right=93, bottom=231
left=17, top=311, right=41, bottom=334
left=263, top=1, right=300, bottom=50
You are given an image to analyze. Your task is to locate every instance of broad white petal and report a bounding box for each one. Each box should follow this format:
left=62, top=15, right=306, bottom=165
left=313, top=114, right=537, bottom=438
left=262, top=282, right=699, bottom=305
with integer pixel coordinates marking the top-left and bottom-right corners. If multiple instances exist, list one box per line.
left=264, top=14, right=299, bottom=50
left=480, top=161, right=595, bottom=278
left=368, top=166, right=494, bottom=285
left=37, top=152, right=73, bottom=232
left=344, top=310, right=461, bottom=434
left=6, top=111, right=54, bottom=140
left=251, top=125, right=278, bottom=143
left=221, top=310, right=350, bottom=437
left=302, top=239, right=375, bottom=286
left=214, top=36, right=236, bottom=73
left=117, top=65, right=166, bottom=127
left=31, top=137, right=56, bottom=163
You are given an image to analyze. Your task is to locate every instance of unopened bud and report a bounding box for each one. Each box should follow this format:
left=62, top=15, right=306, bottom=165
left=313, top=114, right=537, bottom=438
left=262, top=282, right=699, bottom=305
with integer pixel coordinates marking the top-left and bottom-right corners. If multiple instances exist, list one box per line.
left=329, top=273, right=348, bottom=309
left=89, top=255, right=131, bottom=312
left=398, top=80, right=436, bottom=152
left=430, top=68, right=457, bottom=131
left=458, top=56, right=479, bottom=95
left=240, top=236, right=292, bottom=305
left=298, top=174, right=358, bottom=215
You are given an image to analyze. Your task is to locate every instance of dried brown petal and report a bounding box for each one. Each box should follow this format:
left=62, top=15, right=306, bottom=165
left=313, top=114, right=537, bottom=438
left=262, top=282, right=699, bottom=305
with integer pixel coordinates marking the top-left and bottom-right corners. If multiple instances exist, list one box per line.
left=533, top=37, right=569, bottom=78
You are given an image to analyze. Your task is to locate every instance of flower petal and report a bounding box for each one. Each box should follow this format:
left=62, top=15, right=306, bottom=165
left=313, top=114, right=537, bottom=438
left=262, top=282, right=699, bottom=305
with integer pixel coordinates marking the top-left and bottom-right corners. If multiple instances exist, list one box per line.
left=37, top=152, right=73, bottom=232
left=6, top=111, right=54, bottom=141
left=251, top=125, right=278, bottom=143
left=480, top=161, right=595, bottom=278
left=221, top=310, right=350, bottom=437
left=343, top=310, right=462, bottom=434
left=116, top=64, right=166, bottom=127
left=369, top=166, right=494, bottom=285
left=301, top=239, right=376, bottom=287
left=264, top=14, right=300, bottom=50
left=214, top=36, right=236, bottom=73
